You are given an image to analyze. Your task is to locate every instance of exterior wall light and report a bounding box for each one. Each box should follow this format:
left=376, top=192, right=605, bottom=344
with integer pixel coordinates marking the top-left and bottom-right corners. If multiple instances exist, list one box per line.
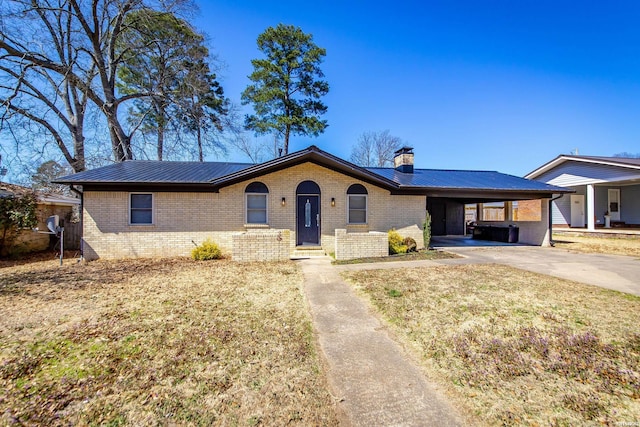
left=331, top=197, right=335, bottom=207
left=281, top=197, right=286, bottom=206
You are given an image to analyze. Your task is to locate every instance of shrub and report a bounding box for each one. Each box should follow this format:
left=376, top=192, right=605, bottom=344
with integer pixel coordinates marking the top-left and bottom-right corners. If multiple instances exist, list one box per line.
left=423, top=211, right=432, bottom=249
left=191, top=239, right=223, bottom=261
left=388, top=229, right=407, bottom=255
left=0, top=192, right=38, bottom=256
left=403, top=237, right=417, bottom=252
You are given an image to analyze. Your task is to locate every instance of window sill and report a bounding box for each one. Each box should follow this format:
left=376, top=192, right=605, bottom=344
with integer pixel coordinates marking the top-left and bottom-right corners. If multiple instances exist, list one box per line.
left=347, top=223, right=369, bottom=229
left=244, top=223, right=269, bottom=229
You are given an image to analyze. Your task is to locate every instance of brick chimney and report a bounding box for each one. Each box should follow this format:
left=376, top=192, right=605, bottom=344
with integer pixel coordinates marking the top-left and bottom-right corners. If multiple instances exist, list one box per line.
left=393, top=146, right=414, bottom=173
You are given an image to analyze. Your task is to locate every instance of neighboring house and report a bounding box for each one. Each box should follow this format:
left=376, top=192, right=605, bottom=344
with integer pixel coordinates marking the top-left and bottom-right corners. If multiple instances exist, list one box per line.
left=55, top=146, right=570, bottom=261
left=526, top=155, right=640, bottom=230
left=0, top=183, right=81, bottom=254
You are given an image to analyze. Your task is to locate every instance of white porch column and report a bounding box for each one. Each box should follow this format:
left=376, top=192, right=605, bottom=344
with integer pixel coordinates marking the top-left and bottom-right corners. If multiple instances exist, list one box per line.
left=587, top=184, right=595, bottom=230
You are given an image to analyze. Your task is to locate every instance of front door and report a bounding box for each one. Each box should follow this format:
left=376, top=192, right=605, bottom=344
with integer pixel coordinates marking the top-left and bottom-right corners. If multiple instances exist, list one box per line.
left=608, top=189, right=621, bottom=221
left=570, top=195, right=585, bottom=227
left=297, top=195, right=320, bottom=245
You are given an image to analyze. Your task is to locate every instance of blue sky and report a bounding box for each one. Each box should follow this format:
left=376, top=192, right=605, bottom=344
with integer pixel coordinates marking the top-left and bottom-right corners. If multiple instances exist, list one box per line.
left=194, top=1, right=640, bottom=176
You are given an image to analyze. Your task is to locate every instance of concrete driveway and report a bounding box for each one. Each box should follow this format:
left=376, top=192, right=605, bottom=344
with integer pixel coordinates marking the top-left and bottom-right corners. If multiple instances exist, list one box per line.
left=337, top=237, right=640, bottom=296
left=431, top=237, right=640, bottom=296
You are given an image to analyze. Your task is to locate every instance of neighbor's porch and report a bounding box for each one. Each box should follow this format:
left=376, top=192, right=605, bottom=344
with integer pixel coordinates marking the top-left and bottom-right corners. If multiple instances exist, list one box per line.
left=551, top=182, right=640, bottom=231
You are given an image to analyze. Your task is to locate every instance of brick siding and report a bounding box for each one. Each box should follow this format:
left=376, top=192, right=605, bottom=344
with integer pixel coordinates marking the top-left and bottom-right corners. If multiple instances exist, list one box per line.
left=232, top=229, right=290, bottom=262
left=81, top=162, right=427, bottom=260
left=334, top=229, right=388, bottom=260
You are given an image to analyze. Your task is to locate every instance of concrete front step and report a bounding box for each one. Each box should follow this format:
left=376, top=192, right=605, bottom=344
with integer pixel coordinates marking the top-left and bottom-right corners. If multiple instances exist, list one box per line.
left=290, top=246, right=328, bottom=259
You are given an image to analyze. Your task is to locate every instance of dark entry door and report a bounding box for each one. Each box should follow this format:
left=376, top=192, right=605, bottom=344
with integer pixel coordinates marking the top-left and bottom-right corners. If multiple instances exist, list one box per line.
left=297, top=195, right=320, bottom=245
left=427, top=199, right=447, bottom=235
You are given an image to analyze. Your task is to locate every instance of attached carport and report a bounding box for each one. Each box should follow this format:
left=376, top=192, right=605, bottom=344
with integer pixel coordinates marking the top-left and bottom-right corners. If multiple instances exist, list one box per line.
left=370, top=166, right=574, bottom=246
left=419, top=178, right=574, bottom=246
left=425, top=189, right=559, bottom=237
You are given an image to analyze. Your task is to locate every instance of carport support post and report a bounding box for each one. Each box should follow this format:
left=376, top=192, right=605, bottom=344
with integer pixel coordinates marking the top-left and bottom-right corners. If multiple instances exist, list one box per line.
left=587, top=184, right=595, bottom=231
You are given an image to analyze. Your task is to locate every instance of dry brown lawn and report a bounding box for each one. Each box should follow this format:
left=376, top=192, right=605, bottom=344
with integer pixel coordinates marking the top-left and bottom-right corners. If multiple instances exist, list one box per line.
left=0, top=253, right=338, bottom=426
left=553, top=233, right=640, bottom=257
left=332, top=249, right=458, bottom=265
left=343, top=264, right=640, bottom=426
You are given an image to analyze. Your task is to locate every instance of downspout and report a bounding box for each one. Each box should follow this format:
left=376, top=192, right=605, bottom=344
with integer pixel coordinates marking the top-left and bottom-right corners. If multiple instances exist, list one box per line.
left=548, top=194, right=564, bottom=247
left=69, top=185, right=84, bottom=260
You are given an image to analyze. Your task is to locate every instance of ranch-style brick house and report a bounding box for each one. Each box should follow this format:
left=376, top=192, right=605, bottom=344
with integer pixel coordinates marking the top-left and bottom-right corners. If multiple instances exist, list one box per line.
left=55, top=145, right=570, bottom=261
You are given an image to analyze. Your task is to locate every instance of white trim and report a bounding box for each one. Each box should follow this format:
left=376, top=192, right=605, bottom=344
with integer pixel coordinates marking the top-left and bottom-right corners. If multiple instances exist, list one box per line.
left=39, top=196, right=80, bottom=206
left=347, top=194, right=368, bottom=224
left=526, top=155, right=640, bottom=179
left=129, top=192, right=154, bottom=226
left=587, top=184, right=595, bottom=231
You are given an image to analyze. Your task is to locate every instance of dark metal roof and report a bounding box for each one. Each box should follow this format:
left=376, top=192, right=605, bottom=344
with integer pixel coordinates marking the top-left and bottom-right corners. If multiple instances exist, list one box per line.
left=54, top=146, right=571, bottom=197
left=368, top=167, right=569, bottom=193
left=55, top=160, right=252, bottom=184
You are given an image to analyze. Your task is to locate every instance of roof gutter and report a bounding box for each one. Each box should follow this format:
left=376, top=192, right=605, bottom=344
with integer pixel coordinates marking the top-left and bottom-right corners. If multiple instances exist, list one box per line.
left=69, top=185, right=84, bottom=260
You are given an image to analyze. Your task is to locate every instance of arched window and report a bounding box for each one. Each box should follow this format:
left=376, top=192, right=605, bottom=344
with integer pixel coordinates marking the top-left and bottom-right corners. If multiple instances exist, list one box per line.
left=347, top=184, right=368, bottom=224
left=296, top=180, right=321, bottom=195
left=245, top=182, right=269, bottom=224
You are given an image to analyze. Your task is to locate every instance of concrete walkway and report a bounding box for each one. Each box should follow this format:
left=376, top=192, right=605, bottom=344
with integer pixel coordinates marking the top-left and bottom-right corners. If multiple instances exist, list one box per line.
left=299, top=257, right=463, bottom=427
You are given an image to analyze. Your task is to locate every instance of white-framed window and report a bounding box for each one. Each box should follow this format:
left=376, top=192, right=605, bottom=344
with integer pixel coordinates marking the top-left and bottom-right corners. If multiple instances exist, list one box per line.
left=347, top=184, right=368, bottom=224
left=130, top=193, right=153, bottom=225
left=245, top=182, right=269, bottom=224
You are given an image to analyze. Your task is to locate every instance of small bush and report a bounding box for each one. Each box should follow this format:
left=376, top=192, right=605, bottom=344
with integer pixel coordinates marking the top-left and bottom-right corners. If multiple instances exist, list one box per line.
left=191, top=239, right=222, bottom=261
left=423, top=211, right=432, bottom=249
left=403, top=237, right=417, bottom=252
left=388, top=229, right=407, bottom=255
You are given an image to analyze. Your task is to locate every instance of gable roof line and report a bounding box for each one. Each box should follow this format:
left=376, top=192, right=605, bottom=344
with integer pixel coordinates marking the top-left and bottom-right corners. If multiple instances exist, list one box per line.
left=525, top=155, right=640, bottom=179
left=209, top=145, right=401, bottom=190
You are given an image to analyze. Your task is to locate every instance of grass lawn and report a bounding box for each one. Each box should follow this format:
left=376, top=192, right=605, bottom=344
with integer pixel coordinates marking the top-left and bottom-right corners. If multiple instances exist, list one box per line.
left=343, top=264, right=640, bottom=426
left=332, top=249, right=458, bottom=265
left=553, top=233, right=640, bottom=257
left=0, top=254, right=338, bottom=426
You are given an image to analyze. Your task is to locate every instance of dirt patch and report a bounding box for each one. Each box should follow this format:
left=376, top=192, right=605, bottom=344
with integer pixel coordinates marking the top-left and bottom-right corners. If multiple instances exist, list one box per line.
left=0, top=256, right=338, bottom=426
left=343, top=264, right=640, bottom=426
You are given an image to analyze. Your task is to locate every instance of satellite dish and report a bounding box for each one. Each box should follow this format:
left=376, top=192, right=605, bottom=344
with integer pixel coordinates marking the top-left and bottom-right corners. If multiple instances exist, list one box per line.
left=46, top=215, right=59, bottom=234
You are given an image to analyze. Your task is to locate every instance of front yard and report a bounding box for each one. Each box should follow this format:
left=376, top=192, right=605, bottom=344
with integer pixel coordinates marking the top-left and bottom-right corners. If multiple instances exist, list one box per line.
left=343, top=264, right=640, bottom=426
left=0, top=255, right=338, bottom=426
left=553, top=233, right=640, bottom=257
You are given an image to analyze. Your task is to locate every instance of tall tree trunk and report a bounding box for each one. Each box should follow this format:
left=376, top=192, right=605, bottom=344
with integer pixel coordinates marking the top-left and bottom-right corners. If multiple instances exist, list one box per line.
left=284, top=125, right=290, bottom=155
left=197, top=126, right=203, bottom=162
left=71, top=133, right=86, bottom=172
left=157, top=122, right=164, bottom=161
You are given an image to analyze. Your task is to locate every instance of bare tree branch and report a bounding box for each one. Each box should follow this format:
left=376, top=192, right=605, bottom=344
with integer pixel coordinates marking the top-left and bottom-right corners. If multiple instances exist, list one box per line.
left=350, top=130, right=403, bottom=167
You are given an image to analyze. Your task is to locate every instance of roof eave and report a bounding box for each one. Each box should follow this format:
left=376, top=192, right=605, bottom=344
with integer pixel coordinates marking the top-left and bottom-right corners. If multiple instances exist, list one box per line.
left=525, top=155, right=640, bottom=179
left=393, top=185, right=573, bottom=198
left=79, top=182, right=218, bottom=192
left=524, top=155, right=569, bottom=179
